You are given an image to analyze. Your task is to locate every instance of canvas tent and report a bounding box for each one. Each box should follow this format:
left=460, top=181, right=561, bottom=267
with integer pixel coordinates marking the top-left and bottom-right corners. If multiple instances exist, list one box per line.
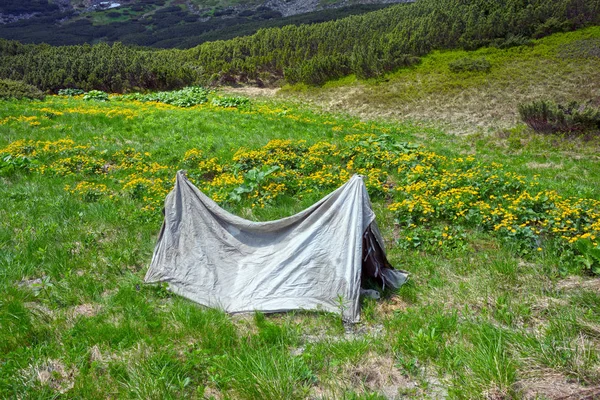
left=145, top=171, right=408, bottom=322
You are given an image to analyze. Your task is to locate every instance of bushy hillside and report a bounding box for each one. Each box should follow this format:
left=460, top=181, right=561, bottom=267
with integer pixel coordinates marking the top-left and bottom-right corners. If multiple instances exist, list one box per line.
left=1, top=4, right=600, bottom=396
left=278, top=26, right=600, bottom=133
left=0, top=0, right=598, bottom=93
left=0, top=0, right=399, bottom=48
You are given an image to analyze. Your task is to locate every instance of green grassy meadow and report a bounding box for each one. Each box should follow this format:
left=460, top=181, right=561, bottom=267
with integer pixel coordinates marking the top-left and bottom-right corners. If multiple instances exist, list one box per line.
left=1, top=89, right=600, bottom=399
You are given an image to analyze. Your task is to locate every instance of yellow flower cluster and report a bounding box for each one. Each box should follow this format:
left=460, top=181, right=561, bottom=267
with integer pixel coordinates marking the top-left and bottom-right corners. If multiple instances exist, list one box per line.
left=198, top=158, right=224, bottom=175
left=234, top=139, right=307, bottom=169
left=28, top=98, right=192, bottom=124
left=29, top=105, right=140, bottom=119
left=0, top=139, right=39, bottom=157
left=297, top=168, right=351, bottom=193
left=38, top=107, right=64, bottom=116
left=238, top=104, right=315, bottom=124
left=121, top=175, right=171, bottom=211
left=0, top=115, right=42, bottom=126
left=1, top=132, right=598, bottom=252
left=249, top=182, right=288, bottom=208
left=65, top=181, right=112, bottom=201
left=387, top=149, right=600, bottom=248
left=183, top=148, right=204, bottom=165
left=207, top=172, right=244, bottom=188
left=44, top=154, right=105, bottom=176
left=0, top=138, right=172, bottom=209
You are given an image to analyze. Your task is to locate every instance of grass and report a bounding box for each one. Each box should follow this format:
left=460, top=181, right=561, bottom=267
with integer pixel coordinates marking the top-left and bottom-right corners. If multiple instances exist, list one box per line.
left=0, top=88, right=599, bottom=399
left=280, top=26, right=600, bottom=134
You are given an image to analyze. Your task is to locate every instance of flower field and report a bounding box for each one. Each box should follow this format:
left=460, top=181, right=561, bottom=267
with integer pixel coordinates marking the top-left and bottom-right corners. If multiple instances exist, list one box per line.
left=2, top=94, right=600, bottom=398
left=2, top=98, right=599, bottom=262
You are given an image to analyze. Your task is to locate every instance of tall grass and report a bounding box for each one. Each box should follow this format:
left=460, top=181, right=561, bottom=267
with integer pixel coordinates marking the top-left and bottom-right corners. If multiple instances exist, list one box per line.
left=0, top=87, right=599, bottom=398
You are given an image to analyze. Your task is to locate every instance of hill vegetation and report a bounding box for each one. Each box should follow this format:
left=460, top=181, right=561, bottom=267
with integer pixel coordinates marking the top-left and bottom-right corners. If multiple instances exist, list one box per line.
left=0, top=0, right=598, bottom=92
left=0, top=0, right=60, bottom=16
left=1, top=87, right=600, bottom=398
left=1, top=0, right=600, bottom=397
left=0, top=1, right=393, bottom=48
left=0, top=78, right=45, bottom=100
left=275, top=26, right=600, bottom=133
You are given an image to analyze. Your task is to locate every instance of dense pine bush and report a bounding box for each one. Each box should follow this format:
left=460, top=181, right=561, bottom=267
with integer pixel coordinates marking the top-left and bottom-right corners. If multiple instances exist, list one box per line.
left=0, top=0, right=598, bottom=90
left=0, top=79, right=44, bottom=100
left=518, top=100, right=600, bottom=134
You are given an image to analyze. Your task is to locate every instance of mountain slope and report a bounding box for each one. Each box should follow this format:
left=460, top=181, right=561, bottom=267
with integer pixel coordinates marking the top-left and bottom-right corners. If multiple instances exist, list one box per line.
left=274, top=27, right=600, bottom=134
left=0, top=0, right=410, bottom=48
left=1, top=0, right=597, bottom=93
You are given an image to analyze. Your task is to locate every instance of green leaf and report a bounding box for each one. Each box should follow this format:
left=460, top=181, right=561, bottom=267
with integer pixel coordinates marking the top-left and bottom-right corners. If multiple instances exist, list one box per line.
left=575, top=238, right=593, bottom=253
left=589, top=248, right=600, bottom=263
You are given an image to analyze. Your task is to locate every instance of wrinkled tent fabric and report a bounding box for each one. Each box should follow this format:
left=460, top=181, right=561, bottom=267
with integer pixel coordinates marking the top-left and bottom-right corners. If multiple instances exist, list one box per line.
left=145, top=171, right=408, bottom=322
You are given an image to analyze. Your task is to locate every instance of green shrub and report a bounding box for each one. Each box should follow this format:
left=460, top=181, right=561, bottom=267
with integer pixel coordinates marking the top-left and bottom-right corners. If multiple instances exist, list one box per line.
left=518, top=100, right=600, bottom=134
left=0, top=79, right=44, bottom=100
left=351, top=49, right=420, bottom=80
left=58, top=88, right=85, bottom=96
left=83, top=90, right=109, bottom=101
left=284, top=55, right=351, bottom=86
left=448, top=57, right=491, bottom=73
left=2, top=0, right=597, bottom=90
left=211, top=96, right=250, bottom=108
left=574, top=239, right=600, bottom=275
left=533, top=17, right=571, bottom=39
left=496, top=34, right=533, bottom=49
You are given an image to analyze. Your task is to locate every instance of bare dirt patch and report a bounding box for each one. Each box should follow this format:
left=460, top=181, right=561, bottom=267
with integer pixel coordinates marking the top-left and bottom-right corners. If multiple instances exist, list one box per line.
left=203, top=385, right=224, bottom=400
left=231, top=313, right=259, bottom=337
left=88, top=344, right=123, bottom=366
left=530, top=295, right=570, bottom=314
left=24, top=301, right=54, bottom=318
left=272, top=53, right=600, bottom=135
left=516, top=374, right=600, bottom=399
left=70, top=303, right=101, bottom=318
left=556, top=276, right=600, bottom=292
left=377, top=295, right=409, bottom=317
left=89, top=345, right=105, bottom=363
left=69, top=241, right=82, bottom=255
left=101, top=288, right=118, bottom=298
left=311, top=353, right=420, bottom=399
left=17, top=276, right=43, bottom=288
left=221, top=86, right=279, bottom=98
left=23, top=359, right=78, bottom=394
left=345, top=354, right=418, bottom=398
left=526, top=162, right=564, bottom=170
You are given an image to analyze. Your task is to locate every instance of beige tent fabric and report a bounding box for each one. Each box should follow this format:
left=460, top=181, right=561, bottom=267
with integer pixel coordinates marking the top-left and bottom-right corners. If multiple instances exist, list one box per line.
left=145, top=171, right=407, bottom=322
